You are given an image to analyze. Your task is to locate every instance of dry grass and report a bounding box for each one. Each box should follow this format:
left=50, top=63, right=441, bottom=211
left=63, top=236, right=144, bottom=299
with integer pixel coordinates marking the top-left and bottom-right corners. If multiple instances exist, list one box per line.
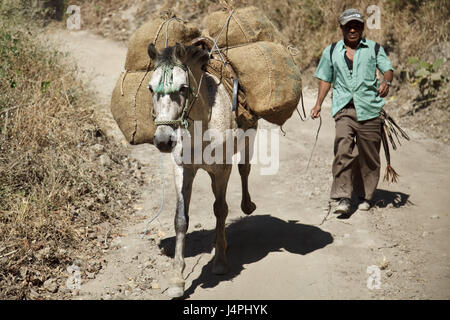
left=0, top=1, right=143, bottom=299
left=72, top=0, right=449, bottom=67
left=69, top=0, right=449, bottom=141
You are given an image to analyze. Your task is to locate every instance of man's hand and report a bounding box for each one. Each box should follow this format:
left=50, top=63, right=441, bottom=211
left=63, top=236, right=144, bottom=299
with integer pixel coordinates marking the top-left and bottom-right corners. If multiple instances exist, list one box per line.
left=378, top=81, right=390, bottom=98
left=311, top=105, right=321, bottom=119
left=378, top=71, right=393, bottom=98
left=312, top=80, right=331, bottom=119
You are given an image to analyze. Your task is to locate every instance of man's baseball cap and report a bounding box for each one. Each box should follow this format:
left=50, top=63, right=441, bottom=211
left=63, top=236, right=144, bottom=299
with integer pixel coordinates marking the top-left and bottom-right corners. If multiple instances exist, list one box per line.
left=339, top=8, right=364, bottom=25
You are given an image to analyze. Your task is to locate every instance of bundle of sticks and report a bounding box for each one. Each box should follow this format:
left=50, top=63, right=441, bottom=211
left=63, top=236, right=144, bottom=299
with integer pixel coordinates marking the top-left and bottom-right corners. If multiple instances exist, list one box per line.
left=380, top=109, right=410, bottom=183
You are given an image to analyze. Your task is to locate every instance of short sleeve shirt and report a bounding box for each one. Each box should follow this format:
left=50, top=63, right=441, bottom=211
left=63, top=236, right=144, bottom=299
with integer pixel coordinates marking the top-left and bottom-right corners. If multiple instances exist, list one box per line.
left=314, top=38, right=393, bottom=121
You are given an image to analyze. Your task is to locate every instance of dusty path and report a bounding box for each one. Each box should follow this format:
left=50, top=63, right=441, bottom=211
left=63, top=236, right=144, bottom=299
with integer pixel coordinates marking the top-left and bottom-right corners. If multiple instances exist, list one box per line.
left=48, top=29, right=450, bottom=300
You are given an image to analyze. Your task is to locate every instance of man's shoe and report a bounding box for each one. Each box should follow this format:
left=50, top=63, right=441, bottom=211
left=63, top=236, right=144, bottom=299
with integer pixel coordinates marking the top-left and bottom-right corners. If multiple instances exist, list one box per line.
left=358, top=200, right=371, bottom=211
left=334, top=198, right=351, bottom=214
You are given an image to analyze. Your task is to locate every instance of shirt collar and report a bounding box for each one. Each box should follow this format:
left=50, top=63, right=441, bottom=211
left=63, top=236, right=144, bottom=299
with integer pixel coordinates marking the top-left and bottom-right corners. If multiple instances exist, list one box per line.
left=338, top=38, right=368, bottom=50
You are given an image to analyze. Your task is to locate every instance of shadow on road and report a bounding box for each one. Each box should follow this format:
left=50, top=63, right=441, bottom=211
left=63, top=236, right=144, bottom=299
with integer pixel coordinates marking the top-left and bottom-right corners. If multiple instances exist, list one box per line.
left=372, top=189, right=411, bottom=208
left=336, top=188, right=411, bottom=219
left=159, top=214, right=333, bottom=299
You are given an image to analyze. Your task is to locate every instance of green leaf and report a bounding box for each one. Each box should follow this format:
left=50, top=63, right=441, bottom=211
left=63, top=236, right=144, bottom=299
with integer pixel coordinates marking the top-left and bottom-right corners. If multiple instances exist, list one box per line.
left=407, top=56, right=419, bottom=65
left=432, top=58, right=443, bottom=72
left=41, top=81, right=50, bottom=94
left=418, top=60, right=431, bottom=70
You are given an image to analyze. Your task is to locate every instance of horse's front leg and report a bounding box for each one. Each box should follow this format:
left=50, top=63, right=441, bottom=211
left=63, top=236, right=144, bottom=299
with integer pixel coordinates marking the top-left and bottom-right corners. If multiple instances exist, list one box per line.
left=208, top=164, right=232, bottom=275
left=239, top=127, right=257, bottom=215
left=168, top=163, right=196, bottom=298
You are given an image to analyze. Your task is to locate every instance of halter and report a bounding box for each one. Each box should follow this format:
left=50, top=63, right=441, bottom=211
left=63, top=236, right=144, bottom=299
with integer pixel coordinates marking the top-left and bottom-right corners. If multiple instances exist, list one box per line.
left=152, top=62, right=200, bottom=130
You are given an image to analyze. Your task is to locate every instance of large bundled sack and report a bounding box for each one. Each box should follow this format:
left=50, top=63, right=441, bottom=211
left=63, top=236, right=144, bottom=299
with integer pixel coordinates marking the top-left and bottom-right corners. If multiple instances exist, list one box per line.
left=205, top=6, right=301, bottom=126
left=125, top=18, right=201, bottom=71
left=226, top=41, right=302, bottom=126
left=206, top=6, right=287, bottom=48
left=111, top=71, right=155, bottom=144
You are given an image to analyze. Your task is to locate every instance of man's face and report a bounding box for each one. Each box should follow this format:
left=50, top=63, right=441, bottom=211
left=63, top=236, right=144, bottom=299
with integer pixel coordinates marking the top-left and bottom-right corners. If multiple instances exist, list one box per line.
left=341, top=20, right=364, bottom=43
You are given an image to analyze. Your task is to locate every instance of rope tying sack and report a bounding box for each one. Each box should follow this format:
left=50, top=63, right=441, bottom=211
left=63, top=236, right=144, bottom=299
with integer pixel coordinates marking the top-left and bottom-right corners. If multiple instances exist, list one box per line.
left=192, top=36, right=258, bottom=130
left=191, top=6, right=258, bottom=130
left=203, top=4, right=302, bottom=127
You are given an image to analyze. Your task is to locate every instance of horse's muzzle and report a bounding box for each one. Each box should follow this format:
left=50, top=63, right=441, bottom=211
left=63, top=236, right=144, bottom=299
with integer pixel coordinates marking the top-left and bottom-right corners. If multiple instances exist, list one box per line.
left=153, top=125, right=176, bottom=153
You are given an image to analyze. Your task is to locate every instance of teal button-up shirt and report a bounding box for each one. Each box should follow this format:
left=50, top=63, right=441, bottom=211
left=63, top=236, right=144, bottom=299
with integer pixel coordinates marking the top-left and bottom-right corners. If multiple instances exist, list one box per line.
left=314, top=38, right=393, bottom=121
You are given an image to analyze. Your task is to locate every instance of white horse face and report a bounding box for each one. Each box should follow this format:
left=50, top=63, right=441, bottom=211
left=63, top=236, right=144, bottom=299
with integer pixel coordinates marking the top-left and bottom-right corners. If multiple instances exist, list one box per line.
left=148, top=43, right=209, bottom=153
left=149, top=65, right=189, bottom=153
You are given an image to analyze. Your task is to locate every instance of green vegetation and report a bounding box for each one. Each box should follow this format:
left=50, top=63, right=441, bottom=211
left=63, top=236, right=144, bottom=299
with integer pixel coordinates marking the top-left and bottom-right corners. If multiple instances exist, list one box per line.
left=407, top=57, right=446, bottom=101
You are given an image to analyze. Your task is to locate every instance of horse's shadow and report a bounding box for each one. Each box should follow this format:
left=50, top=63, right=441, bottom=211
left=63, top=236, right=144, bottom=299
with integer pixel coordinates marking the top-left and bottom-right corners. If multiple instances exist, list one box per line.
left=159, top=214, right=333, bottom=299
left=336, top=188, right=411, bottom=219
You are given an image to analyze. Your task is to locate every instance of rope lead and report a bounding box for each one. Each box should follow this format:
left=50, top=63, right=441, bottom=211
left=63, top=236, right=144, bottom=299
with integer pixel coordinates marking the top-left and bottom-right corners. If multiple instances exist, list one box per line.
left=142, top=152, right=165, bottom=238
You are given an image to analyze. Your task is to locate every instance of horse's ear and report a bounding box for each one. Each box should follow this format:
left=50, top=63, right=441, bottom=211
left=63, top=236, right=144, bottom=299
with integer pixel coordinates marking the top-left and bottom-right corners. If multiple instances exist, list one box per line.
left=196, top=48, right=210, bottom=67
left=186, top=45, right=209, bottom=68
left=147, top=43, right=159, bottom=60
left=173, top=43, right=187, bottom=63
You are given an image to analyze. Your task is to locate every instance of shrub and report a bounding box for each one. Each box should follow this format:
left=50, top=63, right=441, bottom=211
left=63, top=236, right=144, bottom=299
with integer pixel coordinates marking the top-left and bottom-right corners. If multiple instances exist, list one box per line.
left=0, top=1, right=140, bottom=299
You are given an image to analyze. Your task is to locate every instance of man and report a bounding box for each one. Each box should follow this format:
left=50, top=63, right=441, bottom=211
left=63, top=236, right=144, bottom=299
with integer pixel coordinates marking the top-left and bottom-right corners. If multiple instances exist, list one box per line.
left=311, top=8, right=394, bottom=214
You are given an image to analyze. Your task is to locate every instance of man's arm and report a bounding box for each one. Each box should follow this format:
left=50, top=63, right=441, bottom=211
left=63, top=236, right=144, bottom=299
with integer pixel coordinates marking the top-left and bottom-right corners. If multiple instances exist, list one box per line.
left=311, top=80, right=332, bottom=119
left=378, top=70, right=393, bottom=98
left=376, top=45, right=394, bottom=98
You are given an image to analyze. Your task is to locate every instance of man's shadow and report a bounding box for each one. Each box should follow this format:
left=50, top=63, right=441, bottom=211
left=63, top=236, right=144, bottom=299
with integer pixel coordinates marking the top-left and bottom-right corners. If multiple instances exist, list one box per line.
left=159, top=214, right=333, bottom=299
left=337, top=188, right=411, bottom=219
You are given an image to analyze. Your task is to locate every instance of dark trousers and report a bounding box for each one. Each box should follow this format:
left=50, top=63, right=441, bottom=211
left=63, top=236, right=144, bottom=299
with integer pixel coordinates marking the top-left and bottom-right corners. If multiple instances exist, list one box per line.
left=330, top=106, right=382, bottom=201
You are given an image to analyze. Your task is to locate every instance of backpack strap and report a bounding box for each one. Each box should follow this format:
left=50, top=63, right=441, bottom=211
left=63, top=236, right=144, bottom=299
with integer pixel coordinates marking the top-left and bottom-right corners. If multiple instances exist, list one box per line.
left=330, top=42, right=337, bottom=79
left=375, top=42, right=380, bottom=69
left=375, top=42, right=380, bottom=57
left=330, top=42, right=337, bottom=63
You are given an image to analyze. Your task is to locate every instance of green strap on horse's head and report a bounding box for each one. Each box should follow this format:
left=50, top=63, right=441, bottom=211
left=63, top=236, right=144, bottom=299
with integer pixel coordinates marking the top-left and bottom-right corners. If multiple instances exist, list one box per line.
left=154, top=62, right=188, bottom=95
left=152, top=62, right=192, bottom=129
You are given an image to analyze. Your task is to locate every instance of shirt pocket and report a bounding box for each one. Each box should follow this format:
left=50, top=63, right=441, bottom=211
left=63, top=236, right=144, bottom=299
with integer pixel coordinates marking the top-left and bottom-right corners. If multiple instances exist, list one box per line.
left=363, top=55, right=377, bottom=82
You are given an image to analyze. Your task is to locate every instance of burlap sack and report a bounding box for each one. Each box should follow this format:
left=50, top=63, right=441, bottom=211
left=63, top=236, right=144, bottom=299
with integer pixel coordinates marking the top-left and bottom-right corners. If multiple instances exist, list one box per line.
left=226, top=41, right=302, bottom=126
left=111, top=71, right=156, bottom=144
left=125, top=18, right=201, bottom=71
left=207, top=6, right=287, bottom=48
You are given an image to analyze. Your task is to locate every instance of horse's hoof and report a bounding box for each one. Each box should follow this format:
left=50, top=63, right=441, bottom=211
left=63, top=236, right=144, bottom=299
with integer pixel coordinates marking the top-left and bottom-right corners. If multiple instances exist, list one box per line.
left=241, top=201, right=256, bottom=215
left=167, top=278, right=185, bottom=298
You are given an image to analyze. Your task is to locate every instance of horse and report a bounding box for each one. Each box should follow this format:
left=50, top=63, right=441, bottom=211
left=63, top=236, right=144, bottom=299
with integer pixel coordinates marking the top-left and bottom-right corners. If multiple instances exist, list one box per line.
left=147, top=42, right=257, bottom=298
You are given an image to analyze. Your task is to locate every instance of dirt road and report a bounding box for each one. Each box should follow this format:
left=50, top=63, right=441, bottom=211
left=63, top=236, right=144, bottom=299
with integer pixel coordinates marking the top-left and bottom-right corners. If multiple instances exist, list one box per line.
left=48, top=29, right=450, bottom=300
